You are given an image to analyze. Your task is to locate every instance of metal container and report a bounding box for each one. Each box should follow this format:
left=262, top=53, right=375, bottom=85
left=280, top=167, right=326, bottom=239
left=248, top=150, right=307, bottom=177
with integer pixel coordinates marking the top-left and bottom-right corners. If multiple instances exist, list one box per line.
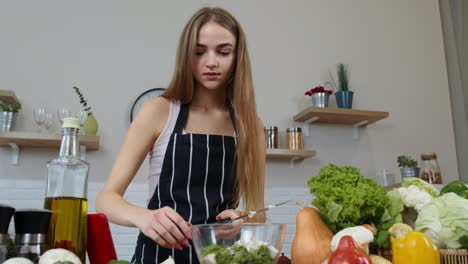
left=264, top=126, right=278, bottom=149
left=400, top=167, right=420, bottom=179
left=311, top=92, right=330, bottom=107
left=13, top=209, right=52, bottom=263
left=0, top=111, right=17, bottom=132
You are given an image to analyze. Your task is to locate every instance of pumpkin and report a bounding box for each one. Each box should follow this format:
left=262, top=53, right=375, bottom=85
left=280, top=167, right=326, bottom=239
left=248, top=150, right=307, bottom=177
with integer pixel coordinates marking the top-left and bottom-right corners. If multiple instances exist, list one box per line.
left=291, top=207, right=334, bottom=264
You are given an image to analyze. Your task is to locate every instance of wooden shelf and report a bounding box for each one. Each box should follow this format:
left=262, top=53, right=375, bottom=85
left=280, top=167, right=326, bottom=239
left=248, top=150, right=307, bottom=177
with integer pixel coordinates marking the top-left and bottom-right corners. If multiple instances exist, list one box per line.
left=293, top=107, right=389, bottom=139
left=266, top=148, right=316, bottom=168
left=294, top=107, right=389, bottom=125
left=266, top=148, right=316, bottom=159
left=0, top=131, right=99, bottom=164
left=0, top=90, right=19, bottom=104
left=0, top=131, right=99, bottom=150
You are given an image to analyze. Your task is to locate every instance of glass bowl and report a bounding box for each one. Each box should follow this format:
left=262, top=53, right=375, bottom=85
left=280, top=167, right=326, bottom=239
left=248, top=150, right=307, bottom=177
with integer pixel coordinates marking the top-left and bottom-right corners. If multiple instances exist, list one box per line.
left=190, top=223, right=286, bottom=264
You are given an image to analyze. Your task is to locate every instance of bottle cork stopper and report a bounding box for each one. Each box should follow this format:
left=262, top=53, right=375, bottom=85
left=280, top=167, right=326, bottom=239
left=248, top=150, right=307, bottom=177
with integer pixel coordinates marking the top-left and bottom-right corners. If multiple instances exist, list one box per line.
left=62, top=117, right=80, bottom=129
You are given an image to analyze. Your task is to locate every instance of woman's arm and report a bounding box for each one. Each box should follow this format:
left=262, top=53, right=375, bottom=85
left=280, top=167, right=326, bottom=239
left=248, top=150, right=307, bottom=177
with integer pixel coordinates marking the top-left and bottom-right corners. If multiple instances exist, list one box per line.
left=95, top=97, right=169, bottom=227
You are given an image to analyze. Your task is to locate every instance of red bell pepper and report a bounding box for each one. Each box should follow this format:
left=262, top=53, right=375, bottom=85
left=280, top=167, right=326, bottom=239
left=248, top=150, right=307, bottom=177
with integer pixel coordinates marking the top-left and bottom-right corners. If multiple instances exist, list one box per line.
left=328, top=235, right=371, bottom=264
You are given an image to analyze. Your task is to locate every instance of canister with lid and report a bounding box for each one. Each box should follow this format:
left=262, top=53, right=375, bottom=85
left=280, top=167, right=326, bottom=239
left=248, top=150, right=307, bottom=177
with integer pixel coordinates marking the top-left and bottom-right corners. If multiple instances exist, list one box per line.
left=287, top=127, right=303, bottom=150
left=264, top=126, right=279, bottom=149
left=419, top=153, right=442, bottom=184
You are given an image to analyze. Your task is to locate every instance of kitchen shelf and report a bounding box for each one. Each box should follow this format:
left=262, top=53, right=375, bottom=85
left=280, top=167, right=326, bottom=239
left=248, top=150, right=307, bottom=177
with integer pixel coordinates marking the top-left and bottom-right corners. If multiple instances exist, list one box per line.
left=0, top=90, right=19, bottom=103
left=266, top=148, right=316, bottom=168
left=293, top=107, right=389, bottom=139
left=0, top=131, right=100, bottom=165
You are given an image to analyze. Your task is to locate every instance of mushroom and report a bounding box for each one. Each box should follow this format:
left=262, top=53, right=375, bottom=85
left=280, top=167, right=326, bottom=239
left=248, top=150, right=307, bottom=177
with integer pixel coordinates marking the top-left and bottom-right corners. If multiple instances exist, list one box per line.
left=330, top=226, right=374, bottom=254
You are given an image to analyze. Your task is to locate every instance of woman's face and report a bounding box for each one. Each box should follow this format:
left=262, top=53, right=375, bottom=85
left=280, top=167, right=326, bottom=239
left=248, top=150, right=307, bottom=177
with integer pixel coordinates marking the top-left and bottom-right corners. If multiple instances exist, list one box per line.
left=192, top=21, right=236, bottom=91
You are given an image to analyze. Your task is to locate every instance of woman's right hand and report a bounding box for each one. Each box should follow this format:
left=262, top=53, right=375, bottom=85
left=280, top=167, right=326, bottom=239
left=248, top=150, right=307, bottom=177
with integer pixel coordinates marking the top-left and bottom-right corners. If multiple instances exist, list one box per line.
left=136, top=206, right=192, bottom=250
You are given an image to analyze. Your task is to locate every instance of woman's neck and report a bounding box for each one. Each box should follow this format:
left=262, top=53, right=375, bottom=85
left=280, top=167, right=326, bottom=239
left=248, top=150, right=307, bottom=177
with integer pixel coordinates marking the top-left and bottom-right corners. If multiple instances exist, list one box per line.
left=191, top=85, right=227, bottom=110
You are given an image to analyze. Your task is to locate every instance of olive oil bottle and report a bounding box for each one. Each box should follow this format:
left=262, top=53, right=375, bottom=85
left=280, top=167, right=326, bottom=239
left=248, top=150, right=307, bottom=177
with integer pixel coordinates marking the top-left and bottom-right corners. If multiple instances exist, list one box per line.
left=44, top=118, right=89, bottom=263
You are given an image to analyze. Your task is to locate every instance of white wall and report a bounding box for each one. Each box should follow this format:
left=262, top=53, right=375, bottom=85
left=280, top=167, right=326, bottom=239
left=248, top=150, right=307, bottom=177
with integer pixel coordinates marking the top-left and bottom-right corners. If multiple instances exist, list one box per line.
left=0, top=0, right=459, bottom=259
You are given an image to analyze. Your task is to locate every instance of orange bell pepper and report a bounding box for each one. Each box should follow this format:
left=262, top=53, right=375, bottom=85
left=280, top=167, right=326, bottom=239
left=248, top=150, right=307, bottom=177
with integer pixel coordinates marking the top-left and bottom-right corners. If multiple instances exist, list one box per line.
left=392, top=231, right=440, bottom=264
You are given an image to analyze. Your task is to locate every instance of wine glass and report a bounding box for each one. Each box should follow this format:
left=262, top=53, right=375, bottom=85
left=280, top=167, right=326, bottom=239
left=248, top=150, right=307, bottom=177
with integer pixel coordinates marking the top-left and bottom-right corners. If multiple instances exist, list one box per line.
left=75, top=110, right=88, bottom=134
left=33, top=108, right=46, bottom=133
left=57, top=108, right=71, bottom=125
left=42, top=112, right=54, bottom=134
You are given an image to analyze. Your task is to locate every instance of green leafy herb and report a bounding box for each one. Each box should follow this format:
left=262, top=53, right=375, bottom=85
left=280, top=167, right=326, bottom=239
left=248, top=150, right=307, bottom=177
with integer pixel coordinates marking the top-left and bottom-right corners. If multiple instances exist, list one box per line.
left=308, top=164, right=389, bottom=233
left=0, top=102, right=22, bottom=112
left=202, top=244, right=272, bottom=264
left=459, top=235, right=468, bottom=250
left=397, top=155, right=417, bottom=167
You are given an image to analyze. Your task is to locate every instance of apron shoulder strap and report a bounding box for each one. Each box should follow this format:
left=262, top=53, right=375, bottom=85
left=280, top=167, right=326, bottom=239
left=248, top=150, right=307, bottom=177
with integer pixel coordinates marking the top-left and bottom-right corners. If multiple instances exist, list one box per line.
left=173, top=100, right=237, bottom=134
left=226, top=100, right=237, bottom=132
left=173, top=103, right=189, bottom=133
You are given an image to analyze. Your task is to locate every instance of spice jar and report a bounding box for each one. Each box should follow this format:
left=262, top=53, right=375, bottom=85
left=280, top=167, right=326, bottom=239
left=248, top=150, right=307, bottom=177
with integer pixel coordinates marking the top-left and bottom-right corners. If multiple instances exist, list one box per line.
left=264, top=126, right=278, bottom=149
left=287, top=127, right=302, bottom=150
left=419, top=153, right=442, bottom=184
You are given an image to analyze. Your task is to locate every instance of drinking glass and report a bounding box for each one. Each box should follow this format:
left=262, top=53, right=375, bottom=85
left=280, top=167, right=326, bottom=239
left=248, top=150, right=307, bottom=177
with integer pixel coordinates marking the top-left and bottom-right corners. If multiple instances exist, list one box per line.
left=57, top=108, right=71, bottom=124
left=75, top=110, right=88, bottom=135
left=33, top=108, right=46, bottom=133
left=42, top=112, right=54, bottom=134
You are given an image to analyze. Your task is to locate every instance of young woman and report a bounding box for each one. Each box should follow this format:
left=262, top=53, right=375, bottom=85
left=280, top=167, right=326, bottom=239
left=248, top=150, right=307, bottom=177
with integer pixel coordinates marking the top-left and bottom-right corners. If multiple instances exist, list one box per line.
left=96, top=7, right=266, bottom=264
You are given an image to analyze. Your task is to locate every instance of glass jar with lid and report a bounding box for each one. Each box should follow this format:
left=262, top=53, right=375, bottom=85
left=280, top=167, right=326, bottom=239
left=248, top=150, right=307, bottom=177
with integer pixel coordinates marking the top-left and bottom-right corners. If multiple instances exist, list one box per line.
left=287, top=127, right=303, bottom=150
left=419, top=153, right=442, bottom=184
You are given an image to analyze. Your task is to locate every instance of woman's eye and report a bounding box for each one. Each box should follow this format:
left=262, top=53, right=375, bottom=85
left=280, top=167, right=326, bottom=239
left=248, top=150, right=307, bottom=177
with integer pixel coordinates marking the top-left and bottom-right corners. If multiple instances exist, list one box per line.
left=219, top=51, right=231, bottom=56
left=195, top=50, right=205, bottom=56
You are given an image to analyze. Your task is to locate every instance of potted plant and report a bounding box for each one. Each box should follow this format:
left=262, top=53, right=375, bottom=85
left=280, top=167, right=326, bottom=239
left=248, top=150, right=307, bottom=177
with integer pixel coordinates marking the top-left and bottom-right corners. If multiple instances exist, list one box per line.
left=0, top=101, right=21, bottom=132
left=305, top=85, right=333, bottom=107
left=335, top=63, right=354, bottom=109
left=73, top=86, right=98, bottom=135
left=397, top=155, right=420, bottom=179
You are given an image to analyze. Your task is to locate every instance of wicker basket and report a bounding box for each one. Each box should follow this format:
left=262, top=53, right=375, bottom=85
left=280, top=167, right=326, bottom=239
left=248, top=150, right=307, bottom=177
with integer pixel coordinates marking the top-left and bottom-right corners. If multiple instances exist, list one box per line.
left=378, top=249, right=468, bottom=264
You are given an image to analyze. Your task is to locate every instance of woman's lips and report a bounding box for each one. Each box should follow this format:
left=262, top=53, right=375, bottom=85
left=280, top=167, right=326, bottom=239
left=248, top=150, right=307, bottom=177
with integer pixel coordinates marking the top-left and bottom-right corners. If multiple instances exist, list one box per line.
left=204, top=72, right=220, bottom=81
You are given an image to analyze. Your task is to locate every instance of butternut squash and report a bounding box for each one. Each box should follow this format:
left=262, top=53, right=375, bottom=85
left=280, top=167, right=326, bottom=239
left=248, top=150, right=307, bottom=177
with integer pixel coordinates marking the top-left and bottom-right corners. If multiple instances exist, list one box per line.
left=291, top=207, right=334, bottom=264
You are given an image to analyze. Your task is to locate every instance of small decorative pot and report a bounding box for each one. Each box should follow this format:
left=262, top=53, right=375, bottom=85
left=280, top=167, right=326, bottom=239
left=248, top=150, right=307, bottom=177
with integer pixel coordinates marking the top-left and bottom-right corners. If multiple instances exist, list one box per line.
left=83, top=113, right=99, bottom=136
left=0, top=111, right=18, bottom=132
left=400, top=167, right=420, bottom=179
left=335, top=90, right=354, bottom=109
left=311, top=92, right=330, bottom=107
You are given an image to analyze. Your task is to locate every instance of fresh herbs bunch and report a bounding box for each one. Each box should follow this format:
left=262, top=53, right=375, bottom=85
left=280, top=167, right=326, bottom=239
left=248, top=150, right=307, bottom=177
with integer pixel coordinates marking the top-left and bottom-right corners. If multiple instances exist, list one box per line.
left=0, top=101, right=21, bottom=112
left=73, top=86, right=92, bottom=116
left=397, top=155, right=417, bottom=167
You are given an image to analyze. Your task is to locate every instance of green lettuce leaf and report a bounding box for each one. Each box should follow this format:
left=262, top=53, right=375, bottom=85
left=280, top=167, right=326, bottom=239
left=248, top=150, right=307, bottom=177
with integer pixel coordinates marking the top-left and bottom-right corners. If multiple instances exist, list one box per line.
left=402, top=177, right=439, bottom=197
left=308, top=163, right=389, bottom=233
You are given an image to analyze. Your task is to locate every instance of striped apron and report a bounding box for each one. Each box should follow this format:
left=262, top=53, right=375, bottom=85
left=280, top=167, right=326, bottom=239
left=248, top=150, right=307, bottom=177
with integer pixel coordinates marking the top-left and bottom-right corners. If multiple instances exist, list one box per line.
left=132, top=102, right=238, bottom=264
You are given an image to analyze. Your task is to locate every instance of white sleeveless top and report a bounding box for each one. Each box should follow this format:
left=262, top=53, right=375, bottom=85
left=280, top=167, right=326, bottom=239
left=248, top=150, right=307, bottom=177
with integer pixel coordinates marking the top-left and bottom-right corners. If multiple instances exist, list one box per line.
left=147, top=101, right=181, bottom=201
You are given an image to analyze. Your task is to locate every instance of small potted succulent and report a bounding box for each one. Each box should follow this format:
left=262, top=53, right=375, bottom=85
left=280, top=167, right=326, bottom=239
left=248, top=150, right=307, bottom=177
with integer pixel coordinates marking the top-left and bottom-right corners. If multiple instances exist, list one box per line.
left=0, top=101, right=22, bottom=132
left=335, top=63, right=354, bottom=109
left=397, top=155, right=420, bottom=179
left=305, top=85, right=333, bottom=107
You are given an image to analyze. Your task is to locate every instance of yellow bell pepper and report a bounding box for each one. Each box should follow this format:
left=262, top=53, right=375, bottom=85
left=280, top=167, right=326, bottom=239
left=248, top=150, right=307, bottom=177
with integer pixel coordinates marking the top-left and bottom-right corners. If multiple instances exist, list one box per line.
left=392, top=231, right=440, bottom=264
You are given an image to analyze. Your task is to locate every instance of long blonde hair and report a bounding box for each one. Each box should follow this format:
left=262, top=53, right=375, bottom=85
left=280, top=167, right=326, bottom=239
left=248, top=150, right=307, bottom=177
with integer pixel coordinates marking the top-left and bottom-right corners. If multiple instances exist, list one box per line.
left=163, top=7, right=264, bottom=220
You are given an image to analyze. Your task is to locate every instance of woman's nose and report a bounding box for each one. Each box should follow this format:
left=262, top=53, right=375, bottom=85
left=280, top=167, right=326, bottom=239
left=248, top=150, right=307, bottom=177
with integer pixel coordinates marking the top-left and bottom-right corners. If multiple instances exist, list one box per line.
left=206, top=52, right=218, bottom=68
